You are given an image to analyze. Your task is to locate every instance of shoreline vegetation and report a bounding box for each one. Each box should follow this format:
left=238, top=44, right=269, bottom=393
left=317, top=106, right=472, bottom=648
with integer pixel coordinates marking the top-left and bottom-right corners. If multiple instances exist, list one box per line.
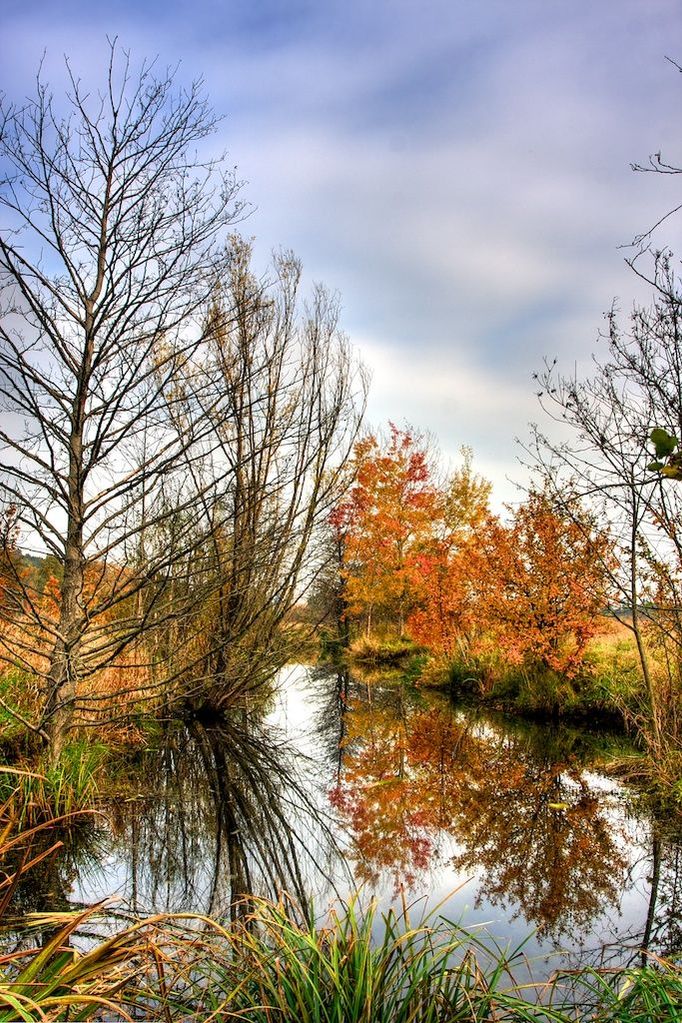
left=1, top=891, right=681, bottom=1022
left=331, top=623, right=672, bottom=741
left=336, top=626, right=682, bottom=811
left=341, top=623, right=639, bottom=723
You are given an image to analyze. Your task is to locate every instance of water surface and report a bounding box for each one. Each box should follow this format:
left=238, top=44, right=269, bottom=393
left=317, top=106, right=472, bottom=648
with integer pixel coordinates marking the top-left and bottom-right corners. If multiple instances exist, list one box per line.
left=60, top=665, right=682, bottom=968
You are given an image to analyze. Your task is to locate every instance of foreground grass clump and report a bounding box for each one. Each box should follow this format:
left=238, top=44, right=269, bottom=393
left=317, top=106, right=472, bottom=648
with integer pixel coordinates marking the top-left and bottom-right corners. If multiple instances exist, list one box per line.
left=0, top=906, right=150, bottom=1022
left=0, top=892, right=681, bottom=1021
left=186, top=897, right=550, bottom=1022
left=0, top=771, right=141, bottom=1021
left=132, top=898, right=682, bottom=1023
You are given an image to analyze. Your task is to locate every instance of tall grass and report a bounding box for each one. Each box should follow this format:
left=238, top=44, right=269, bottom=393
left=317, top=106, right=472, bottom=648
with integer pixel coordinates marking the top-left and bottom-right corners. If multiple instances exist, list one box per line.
left=181, top=896, right=546, bottom=1022
left=552, top=955, right=682, bottom=1023
left=0, top=742, right=107, bottom=827
left=124, top=897, right=682, bottom=1023
left=0, top=905, right=145, bottom=1022
left=0, top=887, right=680, bottom=1020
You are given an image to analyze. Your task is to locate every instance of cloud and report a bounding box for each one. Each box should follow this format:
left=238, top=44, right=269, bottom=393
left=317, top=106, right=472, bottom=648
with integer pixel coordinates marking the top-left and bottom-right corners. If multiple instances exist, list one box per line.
left=1, top=0, right=680, bottom=503
left=358, top=334, right=536, bottom=503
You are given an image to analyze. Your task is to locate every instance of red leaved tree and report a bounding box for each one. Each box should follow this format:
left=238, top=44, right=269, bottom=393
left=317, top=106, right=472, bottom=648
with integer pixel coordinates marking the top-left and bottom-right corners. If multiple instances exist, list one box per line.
left=408, top=449, right=491, bottom=657
left=479, top=491, right=614, bottom=678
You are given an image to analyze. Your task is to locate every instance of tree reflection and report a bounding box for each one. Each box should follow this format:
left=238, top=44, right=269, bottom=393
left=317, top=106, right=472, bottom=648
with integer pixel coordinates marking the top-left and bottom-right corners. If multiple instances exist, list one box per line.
left=103, top=713, right=341, bottom=920
left=309, top=665, right=351, bottom=781
left=330, top=684, right=633, bottom=938
left=329, top=688, right=465, bottom=889
left=634, top=827, right=682, bottom=961
left=448, top=729, right=626, bottom=937
left=5, top=667, right=681, bottom=963
left=0, top=822, right=102, bottom=919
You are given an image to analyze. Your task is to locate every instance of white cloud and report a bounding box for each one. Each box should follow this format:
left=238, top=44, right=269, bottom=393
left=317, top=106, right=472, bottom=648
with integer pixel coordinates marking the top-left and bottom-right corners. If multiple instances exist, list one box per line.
left=2, top=0, right=680, bottom=507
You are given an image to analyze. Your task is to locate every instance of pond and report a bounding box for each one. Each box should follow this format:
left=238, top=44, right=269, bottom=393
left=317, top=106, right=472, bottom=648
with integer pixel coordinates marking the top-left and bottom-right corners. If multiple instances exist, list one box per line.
left=25, top=665, right=682, bottom=971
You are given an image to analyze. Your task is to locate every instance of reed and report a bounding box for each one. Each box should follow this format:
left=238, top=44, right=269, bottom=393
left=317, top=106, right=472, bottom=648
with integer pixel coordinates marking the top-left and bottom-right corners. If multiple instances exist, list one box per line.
left=139, top=897, right=682, bottom=1023
left=553, top=955, right=682, bottom=1023
left=0, top=769, right=146, bottom=1021
left=119, top=898, right=552, bottom=1022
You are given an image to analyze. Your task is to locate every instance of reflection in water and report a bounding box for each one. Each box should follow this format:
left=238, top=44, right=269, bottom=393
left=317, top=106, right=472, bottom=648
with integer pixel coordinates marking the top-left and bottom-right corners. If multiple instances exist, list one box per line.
left=638, top=832, right=682, bottom=961
left=96, top=711, right=343, bottom=920
left=2, top=823, right=103, bottom=919
left=38, top=664, right=682, bottom=965
left=324, top=672, right=682, bottom=956
left=448, top=729, right=626, bottom=936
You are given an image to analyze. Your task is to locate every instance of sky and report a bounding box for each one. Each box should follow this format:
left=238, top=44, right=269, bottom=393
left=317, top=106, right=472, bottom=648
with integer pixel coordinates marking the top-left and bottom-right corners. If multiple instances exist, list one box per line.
left=2, top=0, right=681, bottom=506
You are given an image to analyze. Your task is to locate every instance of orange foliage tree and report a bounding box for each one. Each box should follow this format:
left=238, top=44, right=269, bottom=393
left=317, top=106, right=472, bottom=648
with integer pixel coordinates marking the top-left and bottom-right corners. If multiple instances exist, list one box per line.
left=478, top=491, right=613, bottom=677
left=341, top=425, right=440, bottom=637
left=407, top=449, right=491, bottom=657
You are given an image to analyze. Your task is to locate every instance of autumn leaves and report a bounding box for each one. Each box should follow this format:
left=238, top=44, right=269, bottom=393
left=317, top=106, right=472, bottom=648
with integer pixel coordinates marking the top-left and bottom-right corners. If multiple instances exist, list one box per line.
left=332, top=424, right=613, bottom=693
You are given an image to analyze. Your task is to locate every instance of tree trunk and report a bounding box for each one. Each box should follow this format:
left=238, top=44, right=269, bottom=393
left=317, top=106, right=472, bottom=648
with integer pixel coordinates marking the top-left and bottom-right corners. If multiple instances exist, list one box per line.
left=43, top=317, right=91, bottom=765
left=43, top=525, right=85, bottom=765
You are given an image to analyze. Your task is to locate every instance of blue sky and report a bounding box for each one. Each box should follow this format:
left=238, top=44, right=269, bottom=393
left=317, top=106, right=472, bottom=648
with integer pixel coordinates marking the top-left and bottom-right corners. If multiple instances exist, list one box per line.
left=2, top=0, right=681, bottom=504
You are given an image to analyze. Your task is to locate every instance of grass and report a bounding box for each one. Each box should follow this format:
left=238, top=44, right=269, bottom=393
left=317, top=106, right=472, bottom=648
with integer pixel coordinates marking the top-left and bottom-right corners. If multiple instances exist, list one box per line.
left=176, top=896, right=543, bottom=1022
left=121, top=896, right=682, bottom=1022
left=410, top=621, right=646, bottom=729
left=349, top=635, right=422, bottom=666
left=0, top=671, right=43, bottom=757
left=0, top=876, right=680, bottom=1020
left=549, top=956, right=682, bottom=1023
left=0, top=905, right=146, bottom=1022
left=0, top=741, right=108, bottom=826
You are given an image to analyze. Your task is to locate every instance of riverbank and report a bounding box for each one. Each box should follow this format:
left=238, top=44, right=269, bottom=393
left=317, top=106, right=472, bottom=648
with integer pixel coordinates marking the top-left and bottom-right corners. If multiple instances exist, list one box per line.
left=342, top=626, right=639, bottom=720
left=320, top=632, right=681, bottom=822
left=344, top=621, right=677, bottom=741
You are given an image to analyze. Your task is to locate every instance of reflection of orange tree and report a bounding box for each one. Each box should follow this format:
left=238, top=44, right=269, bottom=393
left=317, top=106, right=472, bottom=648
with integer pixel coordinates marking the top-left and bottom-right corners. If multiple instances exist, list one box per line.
left=449, top=732, right=627, bottom=938
left=330, top=690, right=626, bottom=935
left=329, top=697, right=464, bottom=888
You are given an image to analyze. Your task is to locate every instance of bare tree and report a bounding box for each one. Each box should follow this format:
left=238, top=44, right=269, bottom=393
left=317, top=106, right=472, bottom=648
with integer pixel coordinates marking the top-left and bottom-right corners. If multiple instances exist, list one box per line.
left=154, top=237, right=367, bottom=712
left=530, top=276, right=682, bottom=764
left=0, top=43, right=244, bottom=760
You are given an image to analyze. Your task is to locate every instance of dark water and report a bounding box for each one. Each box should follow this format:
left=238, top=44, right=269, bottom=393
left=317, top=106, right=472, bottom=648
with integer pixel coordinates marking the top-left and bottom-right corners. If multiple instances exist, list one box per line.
left=35, top=665, right=682, bottom=968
